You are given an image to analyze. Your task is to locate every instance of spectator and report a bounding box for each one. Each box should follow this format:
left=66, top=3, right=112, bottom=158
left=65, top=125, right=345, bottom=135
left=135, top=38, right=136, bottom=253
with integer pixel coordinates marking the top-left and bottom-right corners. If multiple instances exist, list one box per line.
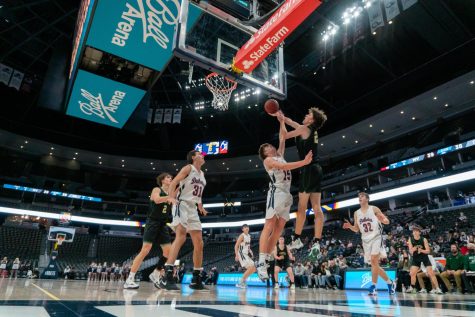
left=0, top=257, right=8, bottom=277
left=294, top=263, right=307, bottom=288
left=64, top=265, right=71, bottom=279
left=440, top=244, right=465, bottom=293
left=304, top=261, right=313, bottom=287
left=462, top=243, right=475, bottom=293
left=397, top=250, right=410, bottom=291
left=328, top=260, right=342, bottom=289
left=11, top=258, right=20, bottom=278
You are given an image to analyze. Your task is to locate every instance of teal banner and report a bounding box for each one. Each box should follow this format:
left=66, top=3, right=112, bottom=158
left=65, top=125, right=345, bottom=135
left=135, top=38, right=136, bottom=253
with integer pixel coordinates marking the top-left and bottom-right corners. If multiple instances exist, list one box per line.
left=66, top=70, right=146, bottom=128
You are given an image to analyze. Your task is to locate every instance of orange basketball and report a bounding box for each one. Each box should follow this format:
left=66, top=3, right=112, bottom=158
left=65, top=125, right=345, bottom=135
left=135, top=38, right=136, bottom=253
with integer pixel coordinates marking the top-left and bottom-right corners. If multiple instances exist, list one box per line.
left=264, top=99, right=280, bottom=114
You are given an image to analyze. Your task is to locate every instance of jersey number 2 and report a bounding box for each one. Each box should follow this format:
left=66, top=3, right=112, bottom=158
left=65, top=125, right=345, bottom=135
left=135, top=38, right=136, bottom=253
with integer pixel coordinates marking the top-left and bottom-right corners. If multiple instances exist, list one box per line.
left=192, top=185, right=203, bottom=197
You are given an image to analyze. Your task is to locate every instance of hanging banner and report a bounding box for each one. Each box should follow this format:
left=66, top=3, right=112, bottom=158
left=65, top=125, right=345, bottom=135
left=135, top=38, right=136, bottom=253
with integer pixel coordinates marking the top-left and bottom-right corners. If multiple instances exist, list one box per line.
left=0, top=63, right=13, bottom=86
left=147, top=108, right=154, bottom=124
left=353, top=13, right=365, bottom=45
left=232, top=0, right=322, bottom=73
left=8, top=70, right=24, bottom=91
left=172, top=108, right=182, bottom=124
left=86, top=0, right=201, bottom=72
left=154, top=108, right=163, bottom=124
left=401, top=0, right=417, bottom=11
left=383, top=0, right=400, bottom=22
left=163, top=108, right=173, bottom=123
left=66, top=70, right=146, bottom=128
left=367, top=1, right=385, bottom=33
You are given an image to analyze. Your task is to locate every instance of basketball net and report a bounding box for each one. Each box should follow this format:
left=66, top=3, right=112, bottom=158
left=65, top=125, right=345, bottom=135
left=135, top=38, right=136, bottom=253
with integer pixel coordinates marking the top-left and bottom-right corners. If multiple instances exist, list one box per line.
left=205, top=72, right=237, bottom=111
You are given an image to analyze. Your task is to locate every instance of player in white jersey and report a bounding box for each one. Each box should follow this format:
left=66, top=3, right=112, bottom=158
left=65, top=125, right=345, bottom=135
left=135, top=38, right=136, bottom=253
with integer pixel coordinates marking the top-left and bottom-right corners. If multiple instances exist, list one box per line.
left=160, top=150, right=208, bottom=291
left=235, top=224, right=255, bottom=288
left=343, top=192, right=395, bottom=295
left=256, top=115, right=313, bottom=281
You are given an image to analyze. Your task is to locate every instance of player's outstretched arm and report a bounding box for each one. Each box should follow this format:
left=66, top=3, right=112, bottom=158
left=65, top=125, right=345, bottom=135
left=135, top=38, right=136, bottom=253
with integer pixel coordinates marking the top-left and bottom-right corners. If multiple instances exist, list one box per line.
left=150, top=187, right=169, bottom=204
left=277, top=112, right=287, bottom=157
left=168, top=165, right=191, bottom=201
left=342, top=213, right=360, bottom=233
left=265, top=150, right=312, bottom=171
left=374, top=206, right=390, bottom=225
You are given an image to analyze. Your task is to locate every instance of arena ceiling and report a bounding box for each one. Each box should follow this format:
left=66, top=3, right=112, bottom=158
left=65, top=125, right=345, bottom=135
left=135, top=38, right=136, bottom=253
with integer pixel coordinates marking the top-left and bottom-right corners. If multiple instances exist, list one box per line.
left=0, top=0, right=474, bottom=161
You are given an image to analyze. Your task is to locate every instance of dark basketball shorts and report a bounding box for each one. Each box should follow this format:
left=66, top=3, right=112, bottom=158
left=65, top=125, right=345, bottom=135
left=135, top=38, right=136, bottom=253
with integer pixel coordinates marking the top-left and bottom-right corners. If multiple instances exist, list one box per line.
left=299, top=162, right=323, bottom=193
left=411, top=254, right=432, bottom=268
left=275, top=259, right=291, bottom=269
left=143, top=219, right=171, bottom=245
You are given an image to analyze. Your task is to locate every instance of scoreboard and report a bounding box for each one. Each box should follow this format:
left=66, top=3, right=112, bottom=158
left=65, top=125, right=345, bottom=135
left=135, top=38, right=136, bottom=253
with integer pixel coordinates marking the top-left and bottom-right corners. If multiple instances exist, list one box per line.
left=195, top=140, right=229, bottom=156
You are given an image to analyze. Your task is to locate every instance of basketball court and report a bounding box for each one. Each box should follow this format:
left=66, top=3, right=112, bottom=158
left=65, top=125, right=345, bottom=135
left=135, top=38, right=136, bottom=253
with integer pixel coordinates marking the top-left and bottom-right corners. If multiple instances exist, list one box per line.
left=0, top=279, right=474, bottom=317
left=1, top=0, right=475, bottom=316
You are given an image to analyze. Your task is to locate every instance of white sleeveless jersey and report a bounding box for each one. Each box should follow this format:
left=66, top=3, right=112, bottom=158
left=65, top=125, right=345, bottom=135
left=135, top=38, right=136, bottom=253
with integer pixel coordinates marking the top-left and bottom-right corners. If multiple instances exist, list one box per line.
left=266, top=156, right=291, bottom=192
left=356, top=206, right=382, bottom=242
left=177, top=165, right=206, bottom=204
left=239, top=233, right=251, bottom=255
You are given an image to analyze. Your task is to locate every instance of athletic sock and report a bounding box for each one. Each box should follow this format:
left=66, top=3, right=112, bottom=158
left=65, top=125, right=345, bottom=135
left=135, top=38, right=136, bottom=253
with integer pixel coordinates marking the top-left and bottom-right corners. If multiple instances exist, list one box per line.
left=156, top=256, right=168, bottom=271
left=265, top=253, right=271, bottom=262
left=293, top=234, right=301, bottom=240
left=258, top=253, right=267, bottom=264
left=127, top=272, right=136, bottom=281
left=312, top=237, right=320, bottom=244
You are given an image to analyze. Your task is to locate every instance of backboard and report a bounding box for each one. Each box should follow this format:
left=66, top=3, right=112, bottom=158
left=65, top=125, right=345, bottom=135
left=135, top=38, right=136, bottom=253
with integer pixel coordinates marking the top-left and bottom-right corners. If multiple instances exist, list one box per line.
left=174, top=0, right=286, bottom=99
left=48, top=226, right=76, bottom=243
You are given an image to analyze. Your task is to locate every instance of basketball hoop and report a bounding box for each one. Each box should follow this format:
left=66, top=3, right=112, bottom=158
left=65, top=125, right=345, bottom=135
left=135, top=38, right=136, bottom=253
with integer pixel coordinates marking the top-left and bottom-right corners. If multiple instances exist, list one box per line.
left=205, top=72, right=237, bottom=111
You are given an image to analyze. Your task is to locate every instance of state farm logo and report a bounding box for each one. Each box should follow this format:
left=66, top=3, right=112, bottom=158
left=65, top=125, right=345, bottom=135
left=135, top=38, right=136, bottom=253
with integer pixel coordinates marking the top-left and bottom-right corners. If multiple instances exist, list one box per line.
left=78, top=89, right=126, bottom=124
left=242, top=60, right=254, bottom=70
left=111, top=0, right=180, bottom=49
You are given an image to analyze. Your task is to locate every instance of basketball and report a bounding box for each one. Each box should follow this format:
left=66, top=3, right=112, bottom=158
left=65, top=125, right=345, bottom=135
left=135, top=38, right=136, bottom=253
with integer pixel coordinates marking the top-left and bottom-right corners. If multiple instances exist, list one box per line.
left=264, top=99, right=280, bottom=114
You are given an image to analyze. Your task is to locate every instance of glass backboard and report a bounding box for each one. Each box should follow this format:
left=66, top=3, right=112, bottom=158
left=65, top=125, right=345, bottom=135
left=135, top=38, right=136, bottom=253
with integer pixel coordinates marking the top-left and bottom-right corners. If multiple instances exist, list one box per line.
left=174, top=0, right=286, bottom=99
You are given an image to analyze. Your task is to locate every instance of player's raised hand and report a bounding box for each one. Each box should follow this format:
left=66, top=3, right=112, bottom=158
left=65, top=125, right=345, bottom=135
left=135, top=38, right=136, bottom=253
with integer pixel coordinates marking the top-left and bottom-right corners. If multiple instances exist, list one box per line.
left=276, top=111, right=285, bottom=122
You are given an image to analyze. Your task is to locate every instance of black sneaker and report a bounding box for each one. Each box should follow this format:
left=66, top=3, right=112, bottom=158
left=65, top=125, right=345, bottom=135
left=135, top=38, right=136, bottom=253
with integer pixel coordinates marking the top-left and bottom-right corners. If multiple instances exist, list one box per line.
left=189, top=275, right=209, bottom=291
left=161, top=272, right=180, bottom=291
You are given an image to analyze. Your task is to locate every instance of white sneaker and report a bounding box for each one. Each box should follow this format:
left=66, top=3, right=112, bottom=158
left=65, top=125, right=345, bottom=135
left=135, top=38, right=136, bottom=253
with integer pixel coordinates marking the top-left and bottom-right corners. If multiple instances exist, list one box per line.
left=429, top=288, right=443, bottom=294
left=149, top=271, right=163, bottom=289
left=236, top=282, right=247, bottom=289
left=257, top=263, right=269, bottom=281
left=123, top=280, right=139, bottom=289
left=289, top=238, right=304, bottom=250
left=418, top=289, right=427, bottom=294
left=274, top=283, right=280, bottom=289
left=290, top=284, right=295, bottom=291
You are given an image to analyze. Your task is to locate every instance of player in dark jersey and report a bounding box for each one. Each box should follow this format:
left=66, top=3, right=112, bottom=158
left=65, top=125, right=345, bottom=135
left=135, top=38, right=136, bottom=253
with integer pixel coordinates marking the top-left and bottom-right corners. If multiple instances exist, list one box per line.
left=276, top=108, right=327, bottom=259
left=124, top=173, right=174, bottom=289
left=273, top=236, right=295, bottom=290
left=406, top=224, right=442, bottom=294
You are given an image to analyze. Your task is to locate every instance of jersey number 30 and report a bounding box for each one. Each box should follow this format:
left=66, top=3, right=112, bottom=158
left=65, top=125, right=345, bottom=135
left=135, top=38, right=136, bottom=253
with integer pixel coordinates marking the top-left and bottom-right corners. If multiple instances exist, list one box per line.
left=192, top=185, right=203, bottom=197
